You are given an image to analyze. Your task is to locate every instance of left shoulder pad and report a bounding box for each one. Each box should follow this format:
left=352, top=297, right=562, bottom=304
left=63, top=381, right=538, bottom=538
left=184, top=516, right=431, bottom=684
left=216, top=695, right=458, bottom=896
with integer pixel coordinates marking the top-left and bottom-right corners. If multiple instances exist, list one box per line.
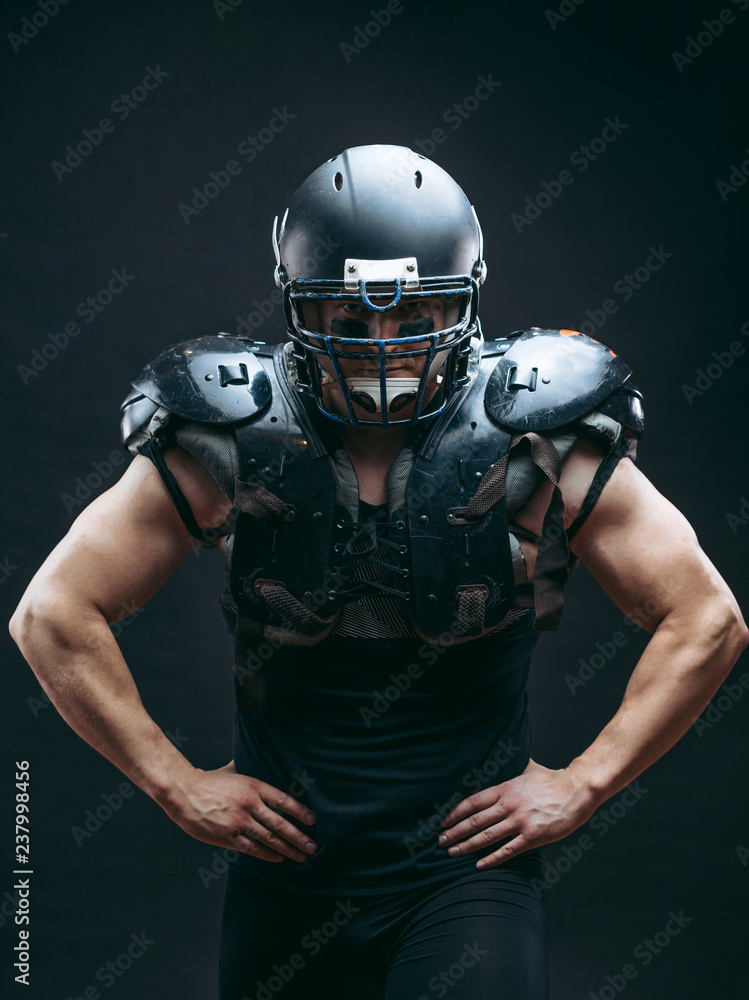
left=484, top=328, right=639, bottom=432
left=131, top=335, right=272, bottom=424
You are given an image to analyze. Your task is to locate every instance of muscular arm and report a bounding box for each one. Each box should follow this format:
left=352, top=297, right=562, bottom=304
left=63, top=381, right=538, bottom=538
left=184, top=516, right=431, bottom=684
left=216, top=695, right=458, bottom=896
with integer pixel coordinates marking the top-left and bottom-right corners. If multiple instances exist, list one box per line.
left=439, top=442, right=748, bottom=865
left=8, top=447, right=316, bottom=863
left=564, top=453, right=748, bottom=801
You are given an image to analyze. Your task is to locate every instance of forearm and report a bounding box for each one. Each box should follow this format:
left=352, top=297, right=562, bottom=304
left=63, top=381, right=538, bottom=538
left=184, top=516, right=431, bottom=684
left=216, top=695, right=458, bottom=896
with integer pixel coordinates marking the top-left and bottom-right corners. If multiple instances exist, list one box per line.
left=11, top=596, right=195, bottom=809
left=567, top=600, right=748, bottom=809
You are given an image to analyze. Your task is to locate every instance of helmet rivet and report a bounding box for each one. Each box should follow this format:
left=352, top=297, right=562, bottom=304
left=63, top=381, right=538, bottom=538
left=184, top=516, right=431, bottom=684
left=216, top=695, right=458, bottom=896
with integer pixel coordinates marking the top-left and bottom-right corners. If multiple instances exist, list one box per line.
left=347, top=264, right=356, bottom=273
left=328, top=590, right=336, bottom=600
left=474, top=471, right=483, bottom=480
left=542, top=377, right=551, bottom=384
left=406, top=263, right=415, bottom=272
left=304, top=591, right=312, bottom=599
left=205, top=374, right=214, bottom=381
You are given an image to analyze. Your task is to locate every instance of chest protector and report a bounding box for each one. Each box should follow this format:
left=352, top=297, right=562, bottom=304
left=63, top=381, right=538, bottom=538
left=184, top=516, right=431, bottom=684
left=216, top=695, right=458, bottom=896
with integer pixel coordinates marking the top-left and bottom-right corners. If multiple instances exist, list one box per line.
left=121, top=328, right=644, bottom=712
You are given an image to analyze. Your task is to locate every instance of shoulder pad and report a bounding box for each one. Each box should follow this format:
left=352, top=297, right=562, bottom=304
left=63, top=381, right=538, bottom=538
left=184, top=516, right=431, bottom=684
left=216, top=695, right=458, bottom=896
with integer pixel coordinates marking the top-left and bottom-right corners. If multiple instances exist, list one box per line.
left=129, top=335, right=272, bottom=425
left=484, top=328, right=640, bottom=432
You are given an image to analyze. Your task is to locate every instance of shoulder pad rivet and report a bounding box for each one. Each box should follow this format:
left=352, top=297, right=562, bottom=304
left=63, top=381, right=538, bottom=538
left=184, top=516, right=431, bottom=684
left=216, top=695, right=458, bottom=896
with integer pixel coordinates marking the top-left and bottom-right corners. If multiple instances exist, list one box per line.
left=205, top=374, right=214, bottom=381
left=474, top=471, right=482, bottom=480
left=427, top=594, right=437, bottom=603
left=418, top=515, right=429, bottom=524
left=313, top=511, right=323, bottom=520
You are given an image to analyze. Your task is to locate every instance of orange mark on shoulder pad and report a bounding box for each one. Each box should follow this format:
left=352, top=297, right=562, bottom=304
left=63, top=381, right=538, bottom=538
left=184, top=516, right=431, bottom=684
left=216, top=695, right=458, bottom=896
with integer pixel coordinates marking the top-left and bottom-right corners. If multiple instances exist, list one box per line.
left=559, top=328, right=581, bottom=337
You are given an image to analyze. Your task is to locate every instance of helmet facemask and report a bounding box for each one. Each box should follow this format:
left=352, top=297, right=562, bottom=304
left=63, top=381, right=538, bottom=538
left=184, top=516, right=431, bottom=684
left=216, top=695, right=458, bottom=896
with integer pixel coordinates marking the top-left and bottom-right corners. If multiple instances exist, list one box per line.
left=283, top=265, right=478, bottom=427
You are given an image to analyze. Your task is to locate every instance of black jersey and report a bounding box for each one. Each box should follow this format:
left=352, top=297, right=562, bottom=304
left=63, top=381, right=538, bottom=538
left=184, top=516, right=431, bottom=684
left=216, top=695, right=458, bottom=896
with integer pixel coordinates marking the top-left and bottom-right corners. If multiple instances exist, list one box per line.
left=232, top=598, right=539, bottom=894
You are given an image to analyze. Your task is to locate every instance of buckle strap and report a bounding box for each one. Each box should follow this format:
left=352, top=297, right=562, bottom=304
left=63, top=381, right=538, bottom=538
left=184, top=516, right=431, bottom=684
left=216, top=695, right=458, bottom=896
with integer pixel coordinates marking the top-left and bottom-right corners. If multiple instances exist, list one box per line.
left=256, top=580, right=336, bottom=636
left=454, top=584, right=489, bottom=637
left=233, top=475, right=296, bottom=523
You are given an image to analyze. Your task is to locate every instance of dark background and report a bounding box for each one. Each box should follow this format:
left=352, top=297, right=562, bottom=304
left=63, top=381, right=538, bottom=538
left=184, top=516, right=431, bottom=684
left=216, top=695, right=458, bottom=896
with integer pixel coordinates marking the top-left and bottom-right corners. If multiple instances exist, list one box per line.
left=2, top=0, right=748, bottom=997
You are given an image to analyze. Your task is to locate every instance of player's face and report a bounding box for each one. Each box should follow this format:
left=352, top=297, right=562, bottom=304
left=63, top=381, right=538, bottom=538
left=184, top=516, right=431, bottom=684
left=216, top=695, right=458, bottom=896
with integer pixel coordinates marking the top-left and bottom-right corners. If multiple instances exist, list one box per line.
left=303, top=294, right=452, bottom=421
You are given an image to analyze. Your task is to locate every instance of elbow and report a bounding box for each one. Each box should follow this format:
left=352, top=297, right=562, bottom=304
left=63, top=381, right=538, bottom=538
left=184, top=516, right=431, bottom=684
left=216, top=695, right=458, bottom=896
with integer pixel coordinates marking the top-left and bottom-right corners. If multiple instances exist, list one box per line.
left=709, top=597, right=749, bottom=668
left=9, top=600, right=30, bottom=648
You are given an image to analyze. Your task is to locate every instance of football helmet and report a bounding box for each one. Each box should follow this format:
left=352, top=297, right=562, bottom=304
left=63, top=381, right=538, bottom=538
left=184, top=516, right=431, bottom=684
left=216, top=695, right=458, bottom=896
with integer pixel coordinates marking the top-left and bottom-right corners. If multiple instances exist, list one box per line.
left=272, top=144, right=486, bottom=427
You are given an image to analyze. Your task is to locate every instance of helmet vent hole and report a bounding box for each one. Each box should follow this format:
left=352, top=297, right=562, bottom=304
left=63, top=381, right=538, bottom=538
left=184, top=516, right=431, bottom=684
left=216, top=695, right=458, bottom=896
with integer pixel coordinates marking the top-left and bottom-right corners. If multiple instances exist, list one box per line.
left=334, top=172, right=343, bottom=191
left=414, top=170, right=422, bottom=189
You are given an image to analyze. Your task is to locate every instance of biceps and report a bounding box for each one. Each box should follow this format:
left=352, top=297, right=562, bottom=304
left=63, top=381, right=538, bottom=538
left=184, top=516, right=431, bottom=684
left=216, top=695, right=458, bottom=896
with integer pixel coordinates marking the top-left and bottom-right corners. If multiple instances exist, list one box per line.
left=27, top=455, right=196, bottom=624
left=570, top=458, right=730, bottom=628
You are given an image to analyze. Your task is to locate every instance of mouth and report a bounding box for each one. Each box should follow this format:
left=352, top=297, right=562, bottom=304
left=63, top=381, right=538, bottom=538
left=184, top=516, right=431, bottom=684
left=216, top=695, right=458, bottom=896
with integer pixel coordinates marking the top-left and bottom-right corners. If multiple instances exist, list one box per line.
left=358, top=366, right=411, bottom=375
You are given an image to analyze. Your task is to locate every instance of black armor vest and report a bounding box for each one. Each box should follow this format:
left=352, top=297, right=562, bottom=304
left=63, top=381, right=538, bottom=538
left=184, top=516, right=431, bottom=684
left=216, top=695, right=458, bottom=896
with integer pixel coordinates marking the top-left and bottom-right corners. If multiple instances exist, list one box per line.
left=121, top=328, right=644, bottom=712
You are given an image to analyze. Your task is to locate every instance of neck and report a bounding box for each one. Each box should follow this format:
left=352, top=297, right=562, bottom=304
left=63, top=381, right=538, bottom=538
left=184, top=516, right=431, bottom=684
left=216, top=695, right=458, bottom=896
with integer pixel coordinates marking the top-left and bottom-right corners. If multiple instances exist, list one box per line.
left=336, top=422, right=411, bottom=461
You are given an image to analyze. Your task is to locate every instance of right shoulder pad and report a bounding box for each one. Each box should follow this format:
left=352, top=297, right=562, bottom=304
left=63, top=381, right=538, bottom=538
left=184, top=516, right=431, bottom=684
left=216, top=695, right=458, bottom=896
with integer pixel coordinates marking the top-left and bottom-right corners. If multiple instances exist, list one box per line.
left=129, top=335, right=272, bottom=424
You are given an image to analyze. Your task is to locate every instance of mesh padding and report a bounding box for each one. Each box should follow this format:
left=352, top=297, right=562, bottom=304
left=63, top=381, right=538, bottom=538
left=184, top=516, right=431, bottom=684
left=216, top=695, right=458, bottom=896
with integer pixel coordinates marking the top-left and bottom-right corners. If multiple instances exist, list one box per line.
left=331, top=448, right=359, bottom=519
left=174, top=421, right=240, bottom=501
left=386, top=447, right=417, bottom=513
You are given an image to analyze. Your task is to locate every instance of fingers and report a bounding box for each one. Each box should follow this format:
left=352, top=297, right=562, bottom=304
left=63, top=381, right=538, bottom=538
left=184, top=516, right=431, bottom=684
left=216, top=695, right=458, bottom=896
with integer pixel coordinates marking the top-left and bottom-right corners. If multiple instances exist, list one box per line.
left=259, top=781, right=316, bottom=827
left=252, top=801, right=317, bottom=860
left=439, top=788, right=498, bottom=830
left=227, top=780, right=318, bottom=863
left=229, top=832, right=286, bottom=863
left=441, top=818, right=515, bottom=858
left=475, top=835, right=528, bottom=870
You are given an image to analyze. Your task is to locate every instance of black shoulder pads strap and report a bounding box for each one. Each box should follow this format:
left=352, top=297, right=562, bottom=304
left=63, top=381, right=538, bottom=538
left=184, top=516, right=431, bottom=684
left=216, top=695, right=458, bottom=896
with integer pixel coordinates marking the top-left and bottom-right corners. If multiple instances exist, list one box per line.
left=129, top=335, right=272, bottom=424
left=484, top=328, right=639, bottom=432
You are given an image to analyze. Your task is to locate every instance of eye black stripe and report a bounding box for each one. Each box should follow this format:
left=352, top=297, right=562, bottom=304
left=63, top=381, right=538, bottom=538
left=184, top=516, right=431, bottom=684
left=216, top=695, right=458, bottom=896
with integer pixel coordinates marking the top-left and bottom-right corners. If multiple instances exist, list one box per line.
left=398, top=318, right=434, bottom=337
left=331, top=318, right=369, bottom=338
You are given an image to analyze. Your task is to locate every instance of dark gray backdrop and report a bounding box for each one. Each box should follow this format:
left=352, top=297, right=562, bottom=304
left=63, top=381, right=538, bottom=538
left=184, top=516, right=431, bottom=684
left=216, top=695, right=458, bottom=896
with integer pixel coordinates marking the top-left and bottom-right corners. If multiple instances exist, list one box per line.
left=2, top=1, right=748, bottom=997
